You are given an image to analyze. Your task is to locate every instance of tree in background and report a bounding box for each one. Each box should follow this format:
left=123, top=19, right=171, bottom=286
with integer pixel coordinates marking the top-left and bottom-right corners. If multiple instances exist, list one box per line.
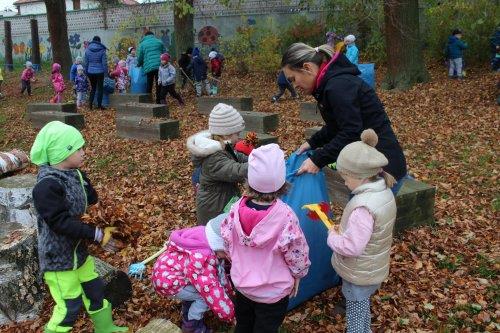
left=44, top=0, right=72, bottom=77
left=173, top=0, right=194, bottom=61
left=382, top=0, right=428, bottom=90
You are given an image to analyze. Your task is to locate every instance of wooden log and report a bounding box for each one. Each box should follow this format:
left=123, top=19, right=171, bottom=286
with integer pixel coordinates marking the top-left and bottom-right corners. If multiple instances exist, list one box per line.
left=240, top=111, right=279, bottom=134
left=93, top=258, right=132, bottom=308
left=136, top=318, right=182, bottom=333
left=116, top=116, right=180, bottom=141
left=28, top=111, right=85, bottom=130
left=197, top=97, right=253, bottom=115
left=109, top=93, right=152, bottom=108
left=117, top=102, right=169, bottom=118
left=0, top=174, right=37, bottom=228
left=0, top=223, right=43, bottom=325
left=27, top=102, right=77, bottom=113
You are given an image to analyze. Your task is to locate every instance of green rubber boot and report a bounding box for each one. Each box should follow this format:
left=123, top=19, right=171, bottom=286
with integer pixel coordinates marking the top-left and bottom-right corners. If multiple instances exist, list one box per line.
left=89, top=302, right=128, bottom=333
left=43, top=327, right=57, bottom=333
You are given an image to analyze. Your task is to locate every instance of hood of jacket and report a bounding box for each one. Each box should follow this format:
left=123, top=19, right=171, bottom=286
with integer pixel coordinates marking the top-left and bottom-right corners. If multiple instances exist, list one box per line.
left=187, top=131, right=223, bottom=166
left=87, top=41, right=107, bottom=53
left=169, top=226, right=212, bottom=256
left=231, top=198, right=292, bottom=248
left=314, top=53, right=361, bottom=97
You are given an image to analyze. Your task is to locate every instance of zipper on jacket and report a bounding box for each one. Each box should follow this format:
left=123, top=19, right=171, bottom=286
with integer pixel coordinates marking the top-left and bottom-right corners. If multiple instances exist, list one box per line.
left=73, top=239, right=81, bottom=270
left=76, top=169, right=88, bottom=210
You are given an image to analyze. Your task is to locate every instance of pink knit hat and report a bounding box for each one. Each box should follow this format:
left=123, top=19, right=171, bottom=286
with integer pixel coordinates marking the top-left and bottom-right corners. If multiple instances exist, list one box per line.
left=248, top=143, right=286, bottom=193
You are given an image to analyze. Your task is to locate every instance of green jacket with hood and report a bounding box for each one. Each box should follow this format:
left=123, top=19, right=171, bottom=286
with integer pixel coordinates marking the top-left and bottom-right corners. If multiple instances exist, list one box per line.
left=187, top=131, right=248, bottom=225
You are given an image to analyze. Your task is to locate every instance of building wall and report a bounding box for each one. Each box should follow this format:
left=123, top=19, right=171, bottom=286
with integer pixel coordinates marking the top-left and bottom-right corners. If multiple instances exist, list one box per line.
left=0, top=0, right=323, bottom=63
left=18, top=0, right=100, bottom=15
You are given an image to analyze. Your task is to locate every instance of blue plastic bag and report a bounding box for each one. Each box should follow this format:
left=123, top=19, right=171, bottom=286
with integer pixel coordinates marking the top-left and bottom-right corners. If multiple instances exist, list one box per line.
left=93, top=77, right=114, bottom=107
left=358, top=63, right=375, bottom=88
left=282, top=152, right=341, bottom=310
left=130, top=66, right=147, bottom=93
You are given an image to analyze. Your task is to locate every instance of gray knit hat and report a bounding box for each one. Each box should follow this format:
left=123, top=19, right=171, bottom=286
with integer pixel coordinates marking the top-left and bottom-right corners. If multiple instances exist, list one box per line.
left=205, top=213, right=227, bottom=251
left=336, top=129, right=388, bottom=179
left=208, top=103, right=245, bottom=136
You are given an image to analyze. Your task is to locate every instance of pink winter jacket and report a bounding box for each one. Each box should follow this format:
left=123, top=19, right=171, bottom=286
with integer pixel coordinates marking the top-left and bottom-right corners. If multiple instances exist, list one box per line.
left=51, top=73, right=65, bottom=93
left=152, top=226, right=235, bottom=322
left=21, top=68, right=35, bottom=81
left=221, top=197, right=310, bottom=304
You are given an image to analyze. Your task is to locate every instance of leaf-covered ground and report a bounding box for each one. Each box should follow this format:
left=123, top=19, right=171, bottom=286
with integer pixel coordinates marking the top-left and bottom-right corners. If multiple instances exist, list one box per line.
left=0, top=64, right=498, bottom=332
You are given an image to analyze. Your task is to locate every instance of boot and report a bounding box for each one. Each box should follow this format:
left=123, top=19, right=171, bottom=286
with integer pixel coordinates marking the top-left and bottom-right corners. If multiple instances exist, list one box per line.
left=90, top=302, right=128, bottom=333
left=181, top=318, right=212, bottom=333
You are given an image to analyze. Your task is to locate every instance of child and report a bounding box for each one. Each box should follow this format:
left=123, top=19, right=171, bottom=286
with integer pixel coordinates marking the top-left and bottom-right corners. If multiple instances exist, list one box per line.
left=51, top=63, right=65, bottom=103
left=178, top=47, right=193, bottom=89
left=126, top=47, right=137, bottom=69
left=110, top=60, right=128, bottom=94
left=327, top=129, right=396, bottom=333
left=75, top=65, right=89, bottom=108
left=272, top=70, right=297, bottom=102
left=344, top=34, right=359, bottom=66
left=190, top=47, right=210, bottom=97
left=152, top=214, right=235, bottom=332
left=187, top=103, right=247, bottom=225
left=221, top=143, right=311, bottom=333
left=446, top=29, right=468, bottom=79
left=157, top=53, right=184, bottom=105
left=70, top=56, right=83, bottom=83
left=209, top=50, right=222, bottom=95
left=20, top=61, right=35, bottom=96
left=30, top=121, right=128, bottom=333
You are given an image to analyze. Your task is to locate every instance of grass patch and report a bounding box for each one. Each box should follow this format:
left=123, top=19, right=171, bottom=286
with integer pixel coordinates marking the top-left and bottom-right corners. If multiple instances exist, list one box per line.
left=0, top=112, right=6, bottom=142
left=437, top=254, right=463, bottom=272
left=470, top=253, right=498, bottom=279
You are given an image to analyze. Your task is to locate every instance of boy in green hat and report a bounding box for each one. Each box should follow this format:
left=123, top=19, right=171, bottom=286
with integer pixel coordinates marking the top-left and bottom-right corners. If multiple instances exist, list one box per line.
left=30, top=121, right=128, bottom=333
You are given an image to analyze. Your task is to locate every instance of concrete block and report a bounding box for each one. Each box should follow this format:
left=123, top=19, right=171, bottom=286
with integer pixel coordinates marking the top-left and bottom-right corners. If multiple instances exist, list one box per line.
left=28, top=111, right=84, bottom=130
left=197, top=97, right=253, bottom=115
left=27, top=102, right=76, bottom=113
left=299, top=102, right=322, bottom=123
left=117, top=102, right=168, bottom=118
left=240, top=111, right=279, bottom=134
left=116, top=116, right=179, bottom=141
left=324, top=169, right=436, bottom=235
left=304, top=126, right=322, bottom=139
left=109, top=93, right=152, bottom=107
left=137, top=319, right=181, bottom=333
left=240, top=131, right=278, bottom=146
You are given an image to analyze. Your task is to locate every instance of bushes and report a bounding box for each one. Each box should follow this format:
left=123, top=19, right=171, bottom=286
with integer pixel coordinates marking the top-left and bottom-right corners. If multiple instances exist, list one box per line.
left=424, top=0, right=500, bottom=64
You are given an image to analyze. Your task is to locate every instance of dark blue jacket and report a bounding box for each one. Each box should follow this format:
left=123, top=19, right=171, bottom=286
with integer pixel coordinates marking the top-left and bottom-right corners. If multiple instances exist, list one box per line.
left=190, top=48, right=207, bottom=81
left=69, top=63, right=78, bottom=82
left=84, top=41, right=108, bottom=75
left=309, top=53, right=407, bottom=180
left=446, top=36, right=468, bottom=59
left=277, top=71, right=290, bottom=86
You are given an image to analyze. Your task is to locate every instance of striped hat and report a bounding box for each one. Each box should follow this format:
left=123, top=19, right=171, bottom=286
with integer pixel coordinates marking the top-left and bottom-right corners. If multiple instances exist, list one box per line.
left=208, top=103, right=245, bottom=136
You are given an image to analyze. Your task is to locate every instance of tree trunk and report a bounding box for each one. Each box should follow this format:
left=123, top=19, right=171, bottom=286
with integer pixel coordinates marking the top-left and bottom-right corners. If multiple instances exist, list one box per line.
left=382, top=0, right=428, bottom=90
left=173, top=0, right=194, bottom=61
left=4, top=21, right=13, bottom=72
left=30, top=19, right=41, bottom=70
left=44, top=0, right=72, bottom=78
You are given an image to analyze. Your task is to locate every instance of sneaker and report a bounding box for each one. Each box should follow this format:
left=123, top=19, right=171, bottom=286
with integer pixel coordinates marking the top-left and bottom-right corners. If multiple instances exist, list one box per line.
left=271, top=96, right=278, bottom=103
left=181, top=318, right=212, bottom=333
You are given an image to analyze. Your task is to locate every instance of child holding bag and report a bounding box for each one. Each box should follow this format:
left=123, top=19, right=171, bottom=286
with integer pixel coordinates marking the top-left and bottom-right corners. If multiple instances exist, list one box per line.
left=221, top=144, right=311, bottom=333
left=327, top=129, right=397, bottom=332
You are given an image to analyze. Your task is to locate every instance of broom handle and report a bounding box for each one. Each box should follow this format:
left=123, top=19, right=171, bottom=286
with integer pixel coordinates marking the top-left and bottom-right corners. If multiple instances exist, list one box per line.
left=141, top=244, right=169, bottom=265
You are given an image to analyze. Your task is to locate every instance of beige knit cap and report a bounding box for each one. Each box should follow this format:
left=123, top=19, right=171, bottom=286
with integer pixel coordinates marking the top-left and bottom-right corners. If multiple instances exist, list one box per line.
left=336, top=129, right=388, bottom=179
left=208, top=103, right=245, bottom=136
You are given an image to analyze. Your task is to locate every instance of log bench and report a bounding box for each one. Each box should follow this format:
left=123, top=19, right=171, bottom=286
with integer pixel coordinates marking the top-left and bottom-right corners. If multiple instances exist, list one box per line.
left=109, top=93, right=152, bottom=108
left=27, top=111, right=85, bottom=130
left=197, top=96, right=253, bottom=115
left=116, top=102, right=169, bottom=118
left=116, top=116, right=180, bottom=141
left=27, top=102, right=76, bottom=113
left=240, top=111, right=279, bottom=134
left=239, top=131, right=278, bottom=146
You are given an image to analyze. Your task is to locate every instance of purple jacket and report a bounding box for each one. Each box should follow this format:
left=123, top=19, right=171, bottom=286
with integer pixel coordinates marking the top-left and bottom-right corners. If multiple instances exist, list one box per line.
left=75, top=74, right=89, bottom=93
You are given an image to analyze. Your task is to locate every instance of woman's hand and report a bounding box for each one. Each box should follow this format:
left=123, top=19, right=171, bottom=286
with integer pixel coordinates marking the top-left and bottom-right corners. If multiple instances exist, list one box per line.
left=297, top=158, right=320, bottom=175
left=296, top=142, right=311, bottom=155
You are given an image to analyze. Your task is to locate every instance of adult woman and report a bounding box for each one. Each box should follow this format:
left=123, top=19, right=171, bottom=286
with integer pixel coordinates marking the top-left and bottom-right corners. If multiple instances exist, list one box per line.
left=84, top=36, right=108, bottom=110
left=137, top=31, right=166, bottom=102
left=281, top=43, right=408, bottom=193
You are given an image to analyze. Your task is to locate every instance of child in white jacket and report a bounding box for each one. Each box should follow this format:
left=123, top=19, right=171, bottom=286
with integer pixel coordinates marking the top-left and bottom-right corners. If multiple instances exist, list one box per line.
left=157, top=53, right=184, bottom=105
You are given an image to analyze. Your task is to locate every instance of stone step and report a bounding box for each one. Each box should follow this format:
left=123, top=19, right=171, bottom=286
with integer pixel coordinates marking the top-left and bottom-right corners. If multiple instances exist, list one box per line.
left=116, top=116, right=180, bottom=141
left=117, top=102, right=169, bottom=118
left=28, top=111, right=85, bottom=130
left=197, top=96, right=253, bottom=115
left=299, top=102, right=323, bottom=123
left=240, top=111, right=279, bottom=134
left=324, top=168, right=436, bottom=235
left=109, top=93, right=152, bottom=107
left=27, top=102, right=76, bottom=113
left=304, top=126, right=322, bottom=139
left=240, top=131, right=278, bottom=147
left=136, top=318, right=181, bottom=333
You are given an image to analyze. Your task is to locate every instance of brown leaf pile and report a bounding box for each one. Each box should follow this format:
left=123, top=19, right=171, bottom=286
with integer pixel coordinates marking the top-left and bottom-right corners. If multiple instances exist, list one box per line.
left=0, top=63, right=498, bottom=332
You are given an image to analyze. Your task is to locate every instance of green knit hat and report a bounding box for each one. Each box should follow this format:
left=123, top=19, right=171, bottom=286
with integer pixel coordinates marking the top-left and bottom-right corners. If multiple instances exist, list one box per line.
left=30, top=121, right=85, bottom=166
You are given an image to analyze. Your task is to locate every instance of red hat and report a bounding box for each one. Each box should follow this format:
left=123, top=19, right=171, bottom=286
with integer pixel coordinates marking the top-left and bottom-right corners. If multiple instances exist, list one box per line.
left=160, top=53, right=170, bottom=62
left=235, top=140, right=254, bottom=156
